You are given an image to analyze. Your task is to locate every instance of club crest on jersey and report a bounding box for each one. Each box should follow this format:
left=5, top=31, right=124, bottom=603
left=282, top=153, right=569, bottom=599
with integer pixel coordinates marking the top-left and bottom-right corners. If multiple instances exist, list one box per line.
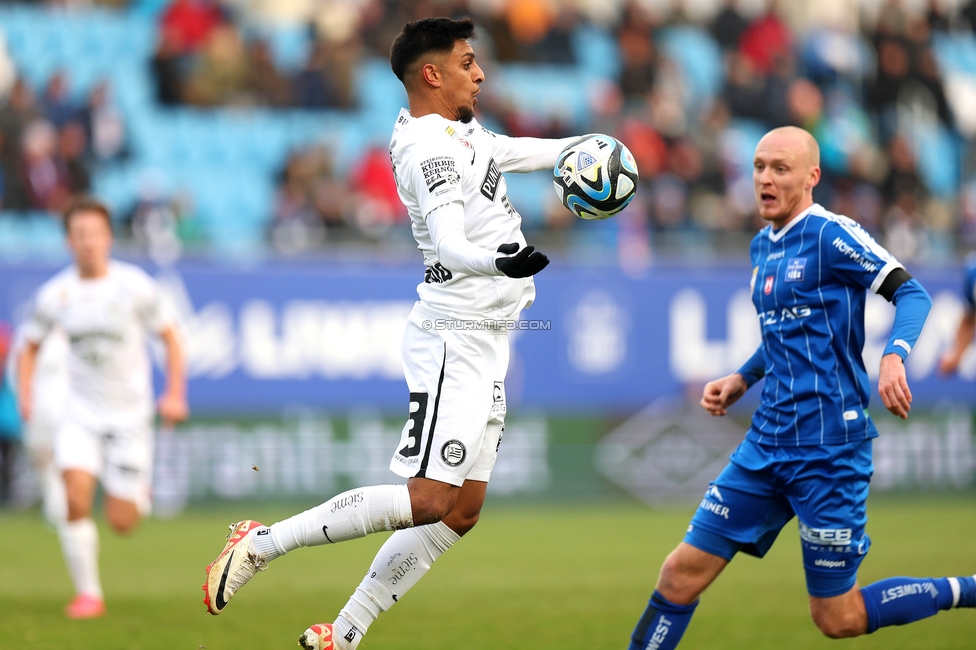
left=785, top=258, right=806, bottom=282
left=763, top=275, right=774, bottom=295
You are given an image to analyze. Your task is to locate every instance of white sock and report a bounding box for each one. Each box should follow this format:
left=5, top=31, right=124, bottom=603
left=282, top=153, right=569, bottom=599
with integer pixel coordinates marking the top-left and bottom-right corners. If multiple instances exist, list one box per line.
left=269, top=485, right=413, bottom=556
left=57, top=518, right=102, bottom=599
left=42, top=464, right=67, bottom=526
left=335, top=521, right=461, bottom=648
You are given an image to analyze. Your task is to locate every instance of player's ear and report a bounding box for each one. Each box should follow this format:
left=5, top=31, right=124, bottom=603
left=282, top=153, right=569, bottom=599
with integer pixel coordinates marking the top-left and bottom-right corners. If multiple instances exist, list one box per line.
left=422, top=62, right=441, bottom=88
left=807, top=165, right=821, bottom=191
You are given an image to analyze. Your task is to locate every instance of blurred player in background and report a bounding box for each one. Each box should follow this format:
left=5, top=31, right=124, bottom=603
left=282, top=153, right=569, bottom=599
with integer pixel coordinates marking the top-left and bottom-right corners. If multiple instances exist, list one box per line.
left=17, top=197, right=187, bottom=619
left=0, top=323, right=22, bottom=505
left=203, top=16, right=578, bottom=650
left=627, top=127, right=975, bottom=649
left=938, top=253, right=976, bottom=376
left=11, top=323, right=69, bottom=525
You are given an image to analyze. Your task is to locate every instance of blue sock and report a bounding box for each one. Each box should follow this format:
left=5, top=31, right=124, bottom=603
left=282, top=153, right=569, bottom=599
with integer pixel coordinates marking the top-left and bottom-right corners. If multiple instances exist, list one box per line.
left=628, top=590, right=697, bottom=650
left=860, top=577, right=959, bottom=633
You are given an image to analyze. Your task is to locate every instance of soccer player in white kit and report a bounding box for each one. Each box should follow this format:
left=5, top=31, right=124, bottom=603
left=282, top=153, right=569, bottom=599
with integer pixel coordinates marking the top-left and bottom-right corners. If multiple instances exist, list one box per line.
left=17, top=197, right=188, bottom=619
left=202, top=17, right=579, bottom=650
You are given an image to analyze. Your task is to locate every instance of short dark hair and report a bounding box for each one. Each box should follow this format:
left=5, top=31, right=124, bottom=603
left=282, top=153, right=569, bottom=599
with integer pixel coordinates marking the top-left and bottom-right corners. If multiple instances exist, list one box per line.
left=63, top=196, right=113, bottom=233
left=390, top=17, right=476, bottom=83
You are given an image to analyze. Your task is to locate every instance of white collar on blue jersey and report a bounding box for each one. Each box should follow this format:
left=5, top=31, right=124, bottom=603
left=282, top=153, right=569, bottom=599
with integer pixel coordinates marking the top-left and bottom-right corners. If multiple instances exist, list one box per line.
left=767, top=203, right=820, bottom=243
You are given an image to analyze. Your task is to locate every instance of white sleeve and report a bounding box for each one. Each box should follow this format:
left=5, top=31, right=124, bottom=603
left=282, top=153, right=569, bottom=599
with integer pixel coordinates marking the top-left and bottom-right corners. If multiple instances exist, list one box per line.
left=131, top=269, right=172, bottom=334
left=427, top=201, right=503, bottom=276
left=21, top=285, right=57, bottom=344
left=489, top=132, right=579, bottom=173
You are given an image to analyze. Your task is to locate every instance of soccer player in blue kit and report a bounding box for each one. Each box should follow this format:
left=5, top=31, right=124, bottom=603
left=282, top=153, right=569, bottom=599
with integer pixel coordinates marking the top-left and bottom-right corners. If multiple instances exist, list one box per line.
left=628, top=126, right=976, bottom=649
left=938, top=253, right=976, bottom=376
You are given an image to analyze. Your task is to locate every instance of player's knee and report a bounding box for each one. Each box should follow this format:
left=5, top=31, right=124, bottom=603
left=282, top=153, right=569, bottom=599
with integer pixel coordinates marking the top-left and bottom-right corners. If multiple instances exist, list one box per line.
left=812, top=609, right=865, bottom=639
left=107, top=513, right=139, bottom=535
left=445, top=509, right=480, bottom=537
left=408, top=481, right=460, bottom=525
left=656, top=551, right=701, bottom=604
left=65, top=494, right=92, bottom=520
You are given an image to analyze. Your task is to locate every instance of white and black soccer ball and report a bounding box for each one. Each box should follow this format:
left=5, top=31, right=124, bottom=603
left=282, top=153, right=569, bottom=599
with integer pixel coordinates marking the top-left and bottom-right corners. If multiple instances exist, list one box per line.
left=553, top=134, right=639, bottom=220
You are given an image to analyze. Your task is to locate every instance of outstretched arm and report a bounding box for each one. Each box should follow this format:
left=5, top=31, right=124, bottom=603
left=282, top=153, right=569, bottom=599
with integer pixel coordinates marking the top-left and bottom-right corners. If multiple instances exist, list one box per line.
left=939, top=310, right=976, bottom=376
left=490, top=132, right=580, bottom=173
left=878, top=278, right=931, bottom=419
left=157, top=325, right=188, bottom=428
left=16, top=341, right=40, bottom=422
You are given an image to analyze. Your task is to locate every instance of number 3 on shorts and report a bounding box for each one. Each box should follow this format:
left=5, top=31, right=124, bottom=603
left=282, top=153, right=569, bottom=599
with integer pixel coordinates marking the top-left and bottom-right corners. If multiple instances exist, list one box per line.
left=398, top=392, right=430, bottom=458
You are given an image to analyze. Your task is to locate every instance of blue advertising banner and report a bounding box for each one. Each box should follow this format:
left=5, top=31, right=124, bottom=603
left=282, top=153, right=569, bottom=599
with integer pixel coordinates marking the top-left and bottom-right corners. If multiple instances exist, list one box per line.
left=0, top=260, right=971, bottom=414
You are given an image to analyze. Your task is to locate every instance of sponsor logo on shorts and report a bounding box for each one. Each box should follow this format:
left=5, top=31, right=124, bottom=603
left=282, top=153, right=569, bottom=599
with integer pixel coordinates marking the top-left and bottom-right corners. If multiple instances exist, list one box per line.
left=814, top=558, right=846, bottom=569
left=799, top=523, right=853, bottom=546
left=441, top=440, right=466, bottom=466
left=698, top=497, right=730, bottom=519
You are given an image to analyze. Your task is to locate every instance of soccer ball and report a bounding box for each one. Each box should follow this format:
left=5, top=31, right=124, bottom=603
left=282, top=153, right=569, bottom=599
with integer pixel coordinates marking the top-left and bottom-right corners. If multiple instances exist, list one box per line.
left=553, top=134, right=639, bottom=220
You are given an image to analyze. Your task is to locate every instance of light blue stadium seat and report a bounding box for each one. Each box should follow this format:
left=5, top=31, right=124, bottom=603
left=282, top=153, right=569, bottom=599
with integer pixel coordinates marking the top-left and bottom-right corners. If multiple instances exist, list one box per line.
left=658, top=26, right=724, bottom=111
left=495, top=64, right=591, bottom=127
left=572, top=24, right=621, bottom=81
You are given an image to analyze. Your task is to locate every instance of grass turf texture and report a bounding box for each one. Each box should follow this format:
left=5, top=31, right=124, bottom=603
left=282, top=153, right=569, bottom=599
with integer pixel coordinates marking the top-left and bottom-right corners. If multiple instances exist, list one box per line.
left=1, top=498, right=973, bottom=650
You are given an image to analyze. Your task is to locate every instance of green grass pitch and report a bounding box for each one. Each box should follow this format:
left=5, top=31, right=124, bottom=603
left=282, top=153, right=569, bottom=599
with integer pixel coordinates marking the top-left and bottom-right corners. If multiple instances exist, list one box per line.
left=1, top=498, right=973, bottom=649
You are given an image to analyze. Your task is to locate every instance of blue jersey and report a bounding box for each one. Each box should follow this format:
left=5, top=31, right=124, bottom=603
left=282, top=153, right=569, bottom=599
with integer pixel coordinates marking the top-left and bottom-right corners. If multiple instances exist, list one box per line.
left=963, top=254, right=976, bottom=312
left=745, top=204, right=903, bottom=446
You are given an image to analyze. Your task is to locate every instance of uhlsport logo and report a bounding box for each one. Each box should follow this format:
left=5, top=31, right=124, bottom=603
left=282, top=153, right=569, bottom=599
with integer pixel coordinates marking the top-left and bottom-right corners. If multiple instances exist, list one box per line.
left=441, top=440, right=466, bottom=466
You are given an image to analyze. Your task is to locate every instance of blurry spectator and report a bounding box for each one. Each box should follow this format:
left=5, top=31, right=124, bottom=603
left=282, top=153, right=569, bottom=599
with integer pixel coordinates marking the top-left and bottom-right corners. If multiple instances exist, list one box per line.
left=0, top=322, right=21, bottom=506
left=867, top=35, right=910, bottom=131
left=183, top=25, right=248, bottom=106
left=293, top=41, right=342, bottom=108
left=882, top=134, right=925, bottom=203
left=160, top=0, right=226, bottom=54
left=244, top=38, right=292, bottom=107
left=724, top=51, right=766, bottom=120
left=711, top=0, right=749, bottom=52
left=0, top=78, right=41, bottom=157
left=738, top=5, right=792, bottom=76
left=82, top=81, right=129, bottom=164
left=270, top=145, right=346, bottom=254
left=40, top=71, right=79, bottom=128
left=152, top=26, right=186, bottom=106
left=617, top=10, right=657, bottom=101
left=0, top=32, right=16, bottom=103
left=884, top=190, right=929, bottom=261
left=20, top=119, right=70, bottom=212
left=348, top=145, right=405, bottom=238
left=125, top=191, right=184, bottom=264
left=59, top=121, right=91, bottom=194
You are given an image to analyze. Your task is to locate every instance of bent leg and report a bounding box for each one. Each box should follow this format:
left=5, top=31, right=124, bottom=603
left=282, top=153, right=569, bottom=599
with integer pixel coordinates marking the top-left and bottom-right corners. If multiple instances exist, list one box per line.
left=105, top=495, right=140, bottom=535
left=334, top=480, right=487, bottom=649
left=629, top=543, right=728, bottom=650
left=812, top=575, right=976, bottom=638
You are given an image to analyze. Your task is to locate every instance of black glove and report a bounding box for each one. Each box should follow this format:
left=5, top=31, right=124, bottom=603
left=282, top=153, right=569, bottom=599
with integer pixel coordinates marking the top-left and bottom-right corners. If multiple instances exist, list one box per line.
left=495, top=242, right=550, bottom=278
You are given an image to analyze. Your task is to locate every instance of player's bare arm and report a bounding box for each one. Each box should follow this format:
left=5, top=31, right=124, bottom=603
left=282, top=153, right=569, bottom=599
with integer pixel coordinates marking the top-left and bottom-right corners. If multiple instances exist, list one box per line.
left=700, top=373, right=748, bottom=417
left=878, top=353, right=912, bottom=419
left=16, top=339, right=40, bottom=422
left=156, top=325, right=188, bottom=427
left=939, top=309, right=976, bottom=375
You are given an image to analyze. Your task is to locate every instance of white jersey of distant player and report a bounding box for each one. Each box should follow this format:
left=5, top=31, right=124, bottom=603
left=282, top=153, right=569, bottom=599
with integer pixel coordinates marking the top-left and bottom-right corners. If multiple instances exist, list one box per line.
left=390, top=108, right=566, bottom=320
left=23, top=260, right=171, bottom=425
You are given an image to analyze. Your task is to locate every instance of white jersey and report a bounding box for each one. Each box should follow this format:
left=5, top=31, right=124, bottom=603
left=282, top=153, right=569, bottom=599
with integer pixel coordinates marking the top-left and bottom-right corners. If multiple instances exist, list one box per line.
left=22, top=261, right=172, bottom=424
left=390, top=108, right=572, bottom=320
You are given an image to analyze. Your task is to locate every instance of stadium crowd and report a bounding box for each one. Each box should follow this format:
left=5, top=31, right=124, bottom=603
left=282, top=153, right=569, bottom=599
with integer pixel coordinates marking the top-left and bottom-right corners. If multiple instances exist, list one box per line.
left=0, top=0, right=973, bottom=264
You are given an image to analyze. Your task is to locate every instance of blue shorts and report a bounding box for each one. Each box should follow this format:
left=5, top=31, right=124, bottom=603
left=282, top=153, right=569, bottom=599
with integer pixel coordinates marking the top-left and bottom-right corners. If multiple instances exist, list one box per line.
left=684, top=438, right=873, bottom=598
